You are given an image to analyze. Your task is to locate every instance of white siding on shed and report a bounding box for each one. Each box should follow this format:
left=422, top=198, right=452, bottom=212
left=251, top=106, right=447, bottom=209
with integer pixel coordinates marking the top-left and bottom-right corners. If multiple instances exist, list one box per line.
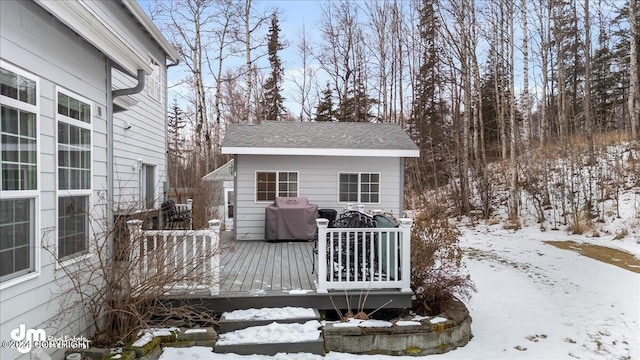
left=234, top=155, right=403, bottom=241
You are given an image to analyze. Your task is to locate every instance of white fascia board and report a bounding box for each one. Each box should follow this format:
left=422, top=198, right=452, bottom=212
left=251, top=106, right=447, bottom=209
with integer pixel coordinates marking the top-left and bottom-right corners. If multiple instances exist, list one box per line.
left=35, top=0, right=152, bottom=76
left=121, top=1, right=181, bottom=63
left=221, top=147, right=420, bottom=158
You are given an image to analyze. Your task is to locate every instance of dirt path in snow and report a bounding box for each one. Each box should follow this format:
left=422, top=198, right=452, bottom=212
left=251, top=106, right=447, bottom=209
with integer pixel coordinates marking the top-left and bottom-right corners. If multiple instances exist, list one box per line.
left=544, top=241, right=640, bottom=273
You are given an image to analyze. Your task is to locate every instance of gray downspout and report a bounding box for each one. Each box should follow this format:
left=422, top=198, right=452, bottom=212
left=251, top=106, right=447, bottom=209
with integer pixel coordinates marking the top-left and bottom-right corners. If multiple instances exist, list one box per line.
left=113, top=68, right=146, bottom=100
left=106, top=59, right=114, bottom=257
left=108, top=64, right=145, bottom=246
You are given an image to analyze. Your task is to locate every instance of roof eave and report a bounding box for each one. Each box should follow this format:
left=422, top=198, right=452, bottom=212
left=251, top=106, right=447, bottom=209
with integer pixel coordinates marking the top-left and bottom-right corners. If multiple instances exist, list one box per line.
left=121, top=0, right=181, bottom=63
left=221, top=147, right=420, bottom=158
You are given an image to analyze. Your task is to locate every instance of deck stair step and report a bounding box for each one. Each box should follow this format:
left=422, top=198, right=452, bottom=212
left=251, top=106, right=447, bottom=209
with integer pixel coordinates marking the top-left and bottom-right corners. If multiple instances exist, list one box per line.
left=218, top=307, right=321, bottom=333
left=214, top=307, right=324, bottom=356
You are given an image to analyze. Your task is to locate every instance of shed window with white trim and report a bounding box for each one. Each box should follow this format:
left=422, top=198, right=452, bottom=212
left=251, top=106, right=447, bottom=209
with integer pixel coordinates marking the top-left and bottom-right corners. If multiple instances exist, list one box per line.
left=256, top=171, right=298, bottom=201
left=57, top=89, right=91, bottom=260
left=0, top=63, right=38, bottom=283
left=339, top=173, right=380, bottom=203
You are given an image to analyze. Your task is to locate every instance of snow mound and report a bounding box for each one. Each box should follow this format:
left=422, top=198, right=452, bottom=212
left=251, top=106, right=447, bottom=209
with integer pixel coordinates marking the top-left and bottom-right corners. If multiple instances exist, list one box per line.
left=216, top=320, right=322, bottom=345
left=222, top=307, right=316, bottom=320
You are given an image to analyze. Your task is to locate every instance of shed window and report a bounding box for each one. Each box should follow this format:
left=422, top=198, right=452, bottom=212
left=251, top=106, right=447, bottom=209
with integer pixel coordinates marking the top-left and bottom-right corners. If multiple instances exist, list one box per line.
left=256, top=171, right=298, bottom=202
left=339, top=173, right=380, bottom=204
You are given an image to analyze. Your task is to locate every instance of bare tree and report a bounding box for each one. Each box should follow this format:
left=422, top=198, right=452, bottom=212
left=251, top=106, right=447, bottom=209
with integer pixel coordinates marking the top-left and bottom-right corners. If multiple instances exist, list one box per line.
left=290, top=23, right=317, bottom=121
left=630, top=0, right=639, bottom=139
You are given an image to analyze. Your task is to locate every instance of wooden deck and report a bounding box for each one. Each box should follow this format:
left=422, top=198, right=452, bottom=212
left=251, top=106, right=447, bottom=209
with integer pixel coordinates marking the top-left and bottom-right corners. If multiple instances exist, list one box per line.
left=163, top=232, right=412, bottom=312
left=219, top=235, right=316, bottom=294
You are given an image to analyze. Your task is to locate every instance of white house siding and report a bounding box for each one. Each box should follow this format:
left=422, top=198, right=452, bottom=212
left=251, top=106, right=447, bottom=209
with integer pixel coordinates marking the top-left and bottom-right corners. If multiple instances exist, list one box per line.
left=0, top=1, right=165, bottom=359
left=111, top=55, right=169, bottom=210
left=234, top=155, right=403, bottom=241
left=87, top=0, right=170, bottom=210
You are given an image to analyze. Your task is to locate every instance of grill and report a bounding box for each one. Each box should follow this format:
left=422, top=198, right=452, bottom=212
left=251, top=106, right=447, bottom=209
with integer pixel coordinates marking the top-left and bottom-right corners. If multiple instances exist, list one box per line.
left=265, top=197, right=318, bottom=241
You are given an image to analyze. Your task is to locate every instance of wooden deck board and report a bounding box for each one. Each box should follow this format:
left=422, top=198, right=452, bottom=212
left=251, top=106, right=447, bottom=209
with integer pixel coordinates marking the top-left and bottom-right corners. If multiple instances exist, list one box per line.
left=219, top=239, right=315, bottom=294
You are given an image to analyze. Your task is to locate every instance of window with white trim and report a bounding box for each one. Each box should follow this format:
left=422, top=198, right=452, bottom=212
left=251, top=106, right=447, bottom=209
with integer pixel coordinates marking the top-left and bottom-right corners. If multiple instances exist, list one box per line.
left=147, top=58, right=162, bottom=103
left=57, top=89, right=91, bottom=260
left=339, top=173, right=380, bottom=203
left=0, top=63, right=38, bottom=283
left=256, top=171, right=298, bottom=201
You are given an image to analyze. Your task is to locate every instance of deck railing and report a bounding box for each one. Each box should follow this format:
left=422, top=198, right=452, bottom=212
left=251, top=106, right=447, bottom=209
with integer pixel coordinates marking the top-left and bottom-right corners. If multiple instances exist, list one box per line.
left=315, top=218, right=413, bottom=293
left=126, top=218, right=220, bottom=295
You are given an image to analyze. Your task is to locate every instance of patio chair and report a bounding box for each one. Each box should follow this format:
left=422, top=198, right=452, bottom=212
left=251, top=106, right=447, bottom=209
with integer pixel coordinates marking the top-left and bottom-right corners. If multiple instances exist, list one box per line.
left=160, top=200, right=192, bottom=229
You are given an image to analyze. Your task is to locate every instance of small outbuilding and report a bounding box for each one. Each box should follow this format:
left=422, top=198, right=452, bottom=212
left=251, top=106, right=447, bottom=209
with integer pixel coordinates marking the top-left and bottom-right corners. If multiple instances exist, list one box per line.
left=202, top=159, right=235, bottom=230
left=221, top=122, right=420, bottom=241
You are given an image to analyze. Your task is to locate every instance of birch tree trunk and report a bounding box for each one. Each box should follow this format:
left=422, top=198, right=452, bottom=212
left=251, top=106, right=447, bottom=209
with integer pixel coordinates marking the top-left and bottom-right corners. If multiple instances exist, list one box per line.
left=508, top=0, right=519, bottom=223
left=630, top=0, right=639, bottom=139
left=244, top=0, right=253, bottom=124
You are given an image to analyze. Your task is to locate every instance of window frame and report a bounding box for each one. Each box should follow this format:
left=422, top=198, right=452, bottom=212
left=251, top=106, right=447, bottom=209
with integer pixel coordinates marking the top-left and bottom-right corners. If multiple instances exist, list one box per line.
left=147, top=57, right=163, bottom=104
left=55, top=87, right=93, bottom=264
left=337, top=172, right=381, bottom=204
left=254, top=170, right=299, bottom=203
left=0, top=61, right=40, bottom=288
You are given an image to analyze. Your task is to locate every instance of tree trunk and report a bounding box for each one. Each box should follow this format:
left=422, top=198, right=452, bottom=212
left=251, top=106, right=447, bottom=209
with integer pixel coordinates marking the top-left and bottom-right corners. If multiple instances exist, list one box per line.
left=630, top=0, right=639, bottom=139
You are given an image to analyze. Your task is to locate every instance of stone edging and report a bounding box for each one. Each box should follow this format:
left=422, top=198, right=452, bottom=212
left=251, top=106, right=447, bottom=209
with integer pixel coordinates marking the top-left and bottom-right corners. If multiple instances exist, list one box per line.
left=324, top=299, right=472, bottom=356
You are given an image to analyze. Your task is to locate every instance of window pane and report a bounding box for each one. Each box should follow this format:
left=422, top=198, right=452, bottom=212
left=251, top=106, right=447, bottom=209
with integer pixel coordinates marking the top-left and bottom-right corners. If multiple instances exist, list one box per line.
left=58, top=196, right=88, bottom=259
left=18, top=77, right=36, bottom=105
left=2, top=163, right=18, bottom=190
left=14, top=246, right=28, bottom=272
left=0, top=250, right=13, bottom=278
left=0, top=67, right=18, bottom=99
left=0, top=198, right=33, bottom=282
left=2, top=134, right=19, bottom=162
left=20, top=111, right=36, bottom=137
left=58, top=93, right=69, bottom=116
left=69, top=98, right=80, bottom=120
left=1, top=106, right=19, bottom=134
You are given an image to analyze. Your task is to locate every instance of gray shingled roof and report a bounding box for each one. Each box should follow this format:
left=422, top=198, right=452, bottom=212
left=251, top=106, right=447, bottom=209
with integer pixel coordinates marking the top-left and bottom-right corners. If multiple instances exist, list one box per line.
left=221, top=122, right=418, bottom=151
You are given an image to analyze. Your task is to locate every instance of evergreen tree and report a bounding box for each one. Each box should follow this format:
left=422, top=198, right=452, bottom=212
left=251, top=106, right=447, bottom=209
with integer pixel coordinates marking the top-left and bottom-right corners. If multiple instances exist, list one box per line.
left=167, top=99, right=186, bottom=187
left=262, top=12, right=285, bottom=121
left=315, top=83, right=335, bottom=122
left=338, top=70, right=377, bottom=122
left=409, top=0, right=450, bottom=188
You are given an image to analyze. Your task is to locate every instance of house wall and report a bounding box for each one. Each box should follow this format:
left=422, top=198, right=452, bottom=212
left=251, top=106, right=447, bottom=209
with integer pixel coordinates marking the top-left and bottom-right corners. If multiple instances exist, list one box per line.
left=0, top=1, right=169, bottom=359
left=90, top=0, right=170, bottom=211
left=234, top=154, right=404, bottom=241
left=1, top=1, right=107, bottom=359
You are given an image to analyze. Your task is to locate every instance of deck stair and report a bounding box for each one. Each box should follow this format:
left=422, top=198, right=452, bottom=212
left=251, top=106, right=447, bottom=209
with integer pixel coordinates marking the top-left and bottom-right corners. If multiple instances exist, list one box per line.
left=214, top=307, right=324, bottom=355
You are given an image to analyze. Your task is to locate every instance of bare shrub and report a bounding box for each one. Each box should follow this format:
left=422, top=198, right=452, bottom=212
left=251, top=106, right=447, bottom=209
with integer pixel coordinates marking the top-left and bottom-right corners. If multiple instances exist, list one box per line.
left=46, top=198, right=219, bottom=347
left=410, top=208, right=476, bottom=315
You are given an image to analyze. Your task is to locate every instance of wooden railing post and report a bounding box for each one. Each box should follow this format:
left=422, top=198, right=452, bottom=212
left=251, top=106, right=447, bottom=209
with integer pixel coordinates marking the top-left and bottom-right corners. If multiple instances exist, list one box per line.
left=208, top=219, right=221, bottom=295
left=399, top=218, right=414, bottom=293
left=126, top=219, right=144, bottom=274
left=316, top=218, right=329, bottom=293
left=187, top=199, right=194, bottom=229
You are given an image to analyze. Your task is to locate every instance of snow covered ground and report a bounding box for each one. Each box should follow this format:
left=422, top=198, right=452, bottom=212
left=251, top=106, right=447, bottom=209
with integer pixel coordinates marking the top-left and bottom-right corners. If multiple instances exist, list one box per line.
left=158, top=218, right=639, bottom=360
